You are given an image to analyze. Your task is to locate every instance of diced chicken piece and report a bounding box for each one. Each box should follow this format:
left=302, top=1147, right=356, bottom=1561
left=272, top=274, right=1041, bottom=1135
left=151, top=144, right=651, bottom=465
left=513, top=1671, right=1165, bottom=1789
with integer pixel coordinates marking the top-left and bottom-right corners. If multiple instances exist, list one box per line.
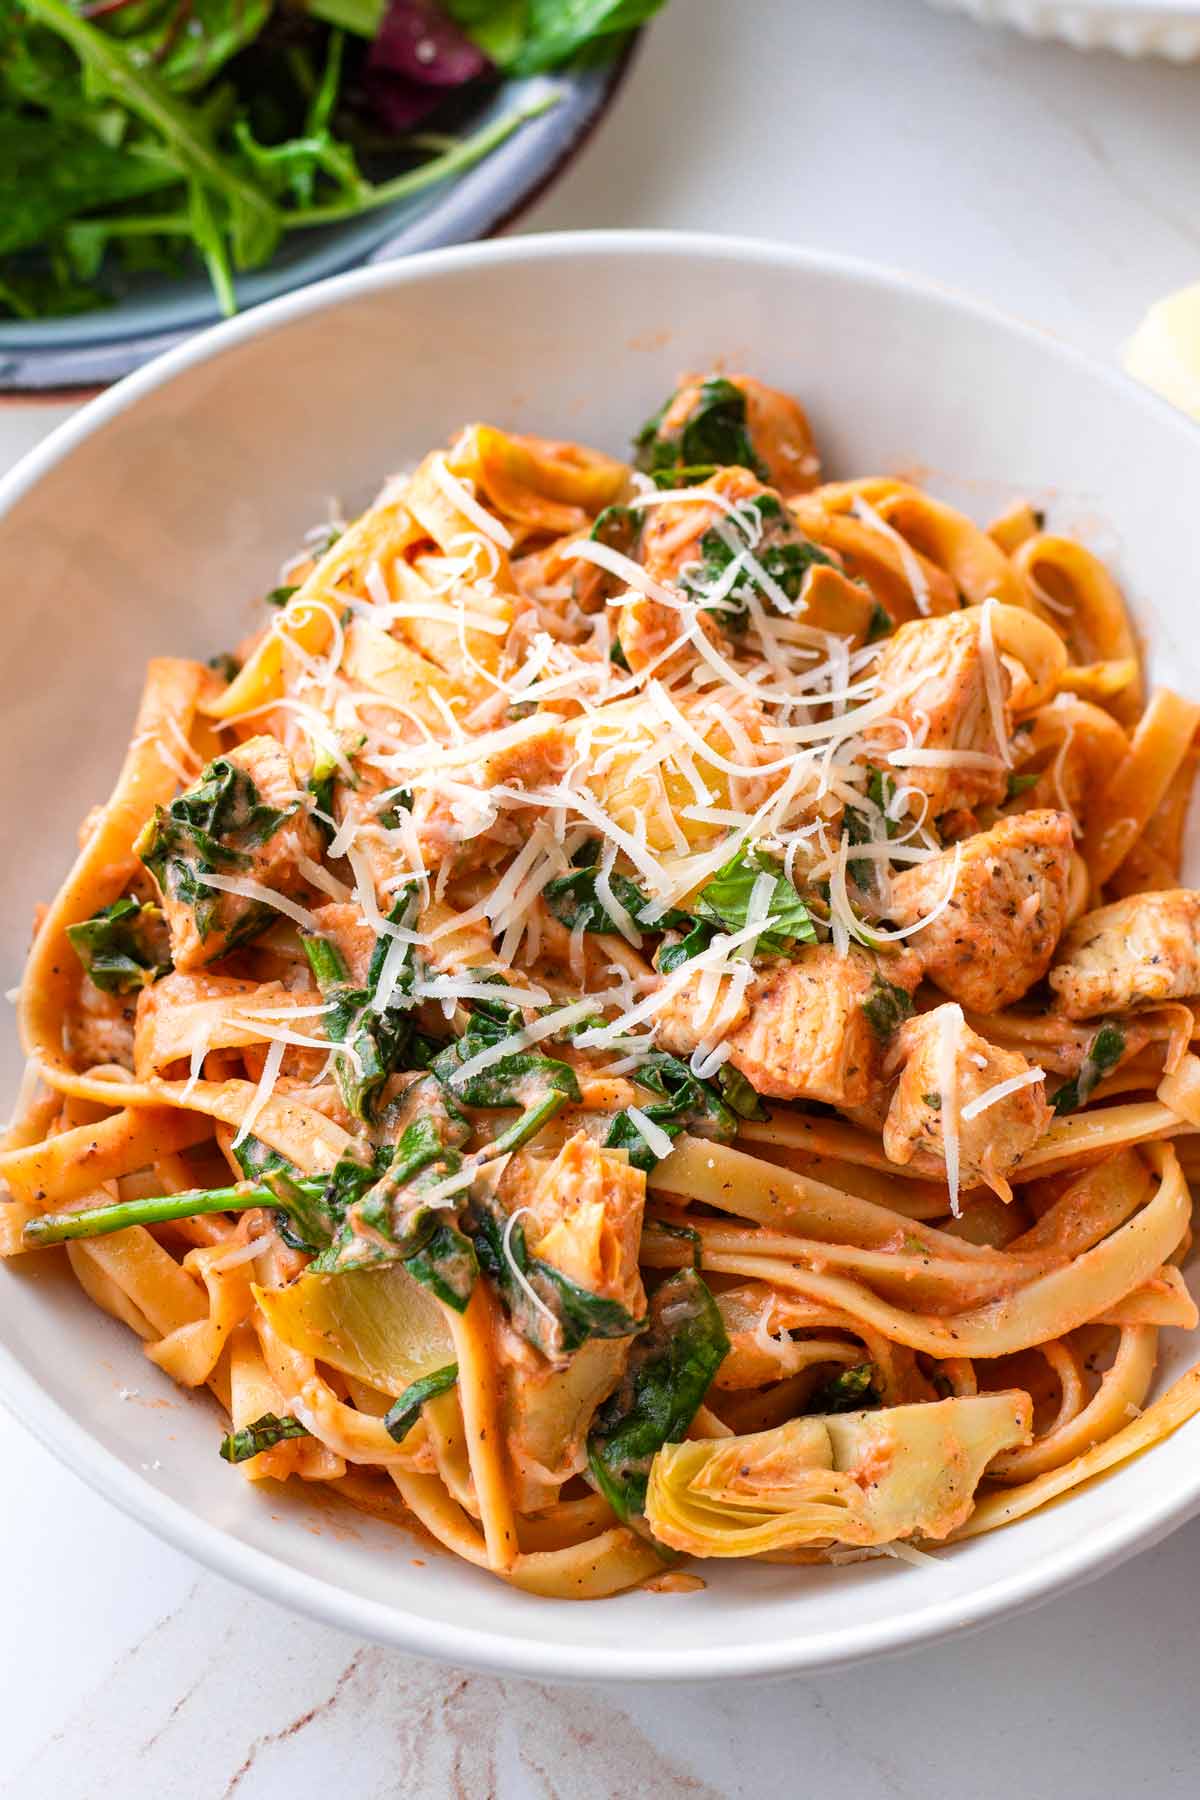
left=889, top=810, right=1073, bottom=1011
left=737, top=375, right=822, bottom=494
left=1049, top=889, right=1200, bottom=1019
left=406, top=717, right=574, bottom=880
left=66, top=983, right=136, bottom=1072
left=483, top=717, right=574, bottom=792
left=656, top=943, right=921, bottom=1108
left=883, top=1005, right=1051, bottom=1201
left=332, top=780, right=421, bottom=906
left=137, top=735, right=324, bottom=972
left=865, top=611, right=1011, bottom=819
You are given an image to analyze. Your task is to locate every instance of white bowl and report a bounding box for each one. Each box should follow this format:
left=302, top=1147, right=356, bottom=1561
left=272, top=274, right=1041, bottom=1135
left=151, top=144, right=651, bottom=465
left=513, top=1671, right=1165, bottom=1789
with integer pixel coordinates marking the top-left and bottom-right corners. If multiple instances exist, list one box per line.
left=3, top=232, right=1199, bottom=1683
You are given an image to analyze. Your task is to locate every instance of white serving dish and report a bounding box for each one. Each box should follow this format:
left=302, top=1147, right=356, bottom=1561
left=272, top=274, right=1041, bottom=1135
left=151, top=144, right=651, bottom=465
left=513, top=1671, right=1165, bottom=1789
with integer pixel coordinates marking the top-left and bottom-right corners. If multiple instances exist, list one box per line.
left=926, top=0, right=1200, bottom=59
left=2, top=232, right=1199, bottom=1682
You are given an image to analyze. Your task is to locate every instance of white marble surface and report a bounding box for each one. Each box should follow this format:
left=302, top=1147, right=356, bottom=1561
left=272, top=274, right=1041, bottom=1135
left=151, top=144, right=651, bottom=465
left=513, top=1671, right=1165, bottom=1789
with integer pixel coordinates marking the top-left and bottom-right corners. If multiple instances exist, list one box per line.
left=4, top=0, right=1200, bottom=1792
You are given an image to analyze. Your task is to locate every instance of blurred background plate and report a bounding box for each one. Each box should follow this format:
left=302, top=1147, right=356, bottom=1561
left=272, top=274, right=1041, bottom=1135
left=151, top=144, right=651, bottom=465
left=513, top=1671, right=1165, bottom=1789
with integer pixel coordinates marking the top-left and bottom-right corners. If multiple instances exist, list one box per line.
left=925, top=0, right=1200, bottom=56
left=0, top=50, right=634, bottom=395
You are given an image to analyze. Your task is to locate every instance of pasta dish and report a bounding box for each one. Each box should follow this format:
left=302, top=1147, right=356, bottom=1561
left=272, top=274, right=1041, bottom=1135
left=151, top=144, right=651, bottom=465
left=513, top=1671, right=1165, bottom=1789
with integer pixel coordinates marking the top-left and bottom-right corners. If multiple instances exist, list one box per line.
left=6, top=368, right=1200, bottom=1599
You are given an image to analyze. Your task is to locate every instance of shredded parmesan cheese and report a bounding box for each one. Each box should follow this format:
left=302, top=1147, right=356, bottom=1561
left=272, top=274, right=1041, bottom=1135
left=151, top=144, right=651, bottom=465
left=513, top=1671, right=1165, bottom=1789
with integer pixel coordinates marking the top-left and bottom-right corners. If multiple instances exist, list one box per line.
left=961, top=1066, right=1046, bottom=1120
left=232, top=1036, right=286, bottom=1148
left=194, top=872, right=324, bottom=936
left=624, top=1106, right=675, bottom=1162
left=430, top=455, right=514, bottom=549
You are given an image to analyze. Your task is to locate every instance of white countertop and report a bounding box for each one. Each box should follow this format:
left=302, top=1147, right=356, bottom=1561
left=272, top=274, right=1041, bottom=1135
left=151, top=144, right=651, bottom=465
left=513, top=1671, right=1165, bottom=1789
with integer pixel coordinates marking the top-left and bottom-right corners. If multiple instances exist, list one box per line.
left=4, top=1, right=1200, bottom=1792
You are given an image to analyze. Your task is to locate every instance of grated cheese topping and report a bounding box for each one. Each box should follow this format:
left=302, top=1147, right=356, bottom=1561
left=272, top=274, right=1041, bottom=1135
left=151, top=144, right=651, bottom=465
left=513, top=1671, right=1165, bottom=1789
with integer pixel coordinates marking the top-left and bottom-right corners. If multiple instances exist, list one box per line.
left=960, top=1065, right=1047, bottom=1121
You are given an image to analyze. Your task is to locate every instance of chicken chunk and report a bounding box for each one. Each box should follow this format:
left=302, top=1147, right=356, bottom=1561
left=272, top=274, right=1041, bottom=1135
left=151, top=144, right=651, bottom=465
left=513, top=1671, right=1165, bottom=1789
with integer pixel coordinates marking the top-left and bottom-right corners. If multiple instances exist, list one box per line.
left=1049, top=889, right=1200, bottom=1019
left=889, top=810, right=1073, bottom=1012
left=883, top=1005, right=1051, bottom=1201
left=865, top=611, right=1011, bottom=819
left=406, top=717, right=573, bottom=880
left=656, top=943, right=921, bottom=1108
left=136, top=736, right=323, bottom=972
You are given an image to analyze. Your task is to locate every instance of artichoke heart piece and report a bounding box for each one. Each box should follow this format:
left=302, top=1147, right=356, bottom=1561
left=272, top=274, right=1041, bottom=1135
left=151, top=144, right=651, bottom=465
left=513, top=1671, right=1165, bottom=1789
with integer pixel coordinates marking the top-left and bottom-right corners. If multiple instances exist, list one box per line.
left=254, top=1264, right=453, bottom=1395
left=645, top=1393, right=1032, bottom=1557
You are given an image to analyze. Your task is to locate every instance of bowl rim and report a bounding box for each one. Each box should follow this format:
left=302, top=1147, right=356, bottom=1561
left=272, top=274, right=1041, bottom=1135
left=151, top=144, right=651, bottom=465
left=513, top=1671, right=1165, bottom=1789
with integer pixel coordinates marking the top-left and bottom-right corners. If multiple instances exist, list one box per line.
left=3, top=229, right=1200, bottom=1683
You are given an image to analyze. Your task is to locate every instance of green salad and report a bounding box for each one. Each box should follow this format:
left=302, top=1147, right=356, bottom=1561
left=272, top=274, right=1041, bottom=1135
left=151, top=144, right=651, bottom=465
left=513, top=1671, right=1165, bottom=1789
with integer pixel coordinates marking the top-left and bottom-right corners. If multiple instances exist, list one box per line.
left=0, top=0, right=665, bottom=320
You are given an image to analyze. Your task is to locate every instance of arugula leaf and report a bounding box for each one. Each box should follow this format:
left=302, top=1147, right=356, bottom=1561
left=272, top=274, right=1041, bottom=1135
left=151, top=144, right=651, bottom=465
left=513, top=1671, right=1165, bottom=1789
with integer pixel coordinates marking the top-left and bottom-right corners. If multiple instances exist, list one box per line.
left=219, top=1411, right=310, bottom=1462
left=692, top=843, right=817, bottom=956
left=383, top=1362, right=459, bottom=1442
left=0, top=115, right=177, bottom=257
left=808, top=1362, right=880, bottom=1415
left=4, top=0, right=554, bottom=320
left=232, top=29, right=364, bottom=211
left=105, top=0, right=274, bottom=94
left=471, top=1193, right=644, bottom=1360
left=861, top=972, right=914, bottom=1040
left=587, top=1268, right=728, bottom=1519
left=66, top=896, right=171, bottom=993
left=1051, top=1020, right=1126, bottom=1114
left=635, top=376, right=768, bottom=479
left=505, top=0, right=667, bottom=72
left=18, top=0, right=282, bottom=269
left=543, top=863, right=689, bottom=936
